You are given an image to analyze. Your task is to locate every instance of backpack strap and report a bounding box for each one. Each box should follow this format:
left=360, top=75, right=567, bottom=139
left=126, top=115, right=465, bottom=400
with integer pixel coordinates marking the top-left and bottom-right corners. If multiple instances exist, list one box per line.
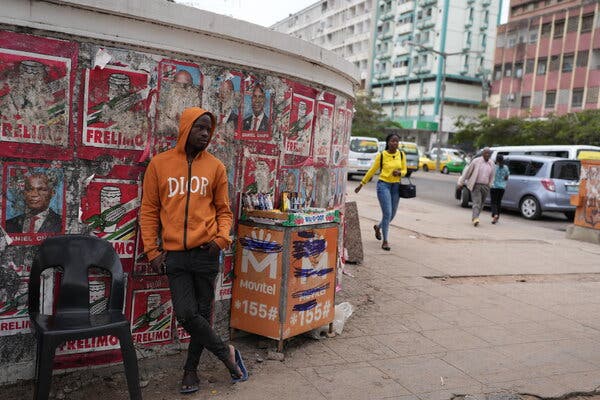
left=379, top=151, right=383, bottom=173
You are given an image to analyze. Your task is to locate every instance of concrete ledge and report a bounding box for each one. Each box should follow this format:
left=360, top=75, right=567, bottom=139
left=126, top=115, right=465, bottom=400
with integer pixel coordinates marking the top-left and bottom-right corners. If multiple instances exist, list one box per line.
left=566, top=225, right=600, bottom=245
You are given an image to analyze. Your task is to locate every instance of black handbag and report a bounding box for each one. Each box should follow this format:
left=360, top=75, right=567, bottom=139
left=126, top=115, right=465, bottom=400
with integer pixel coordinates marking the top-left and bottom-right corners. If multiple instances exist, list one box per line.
left=399, top=178, right=416, bottom=199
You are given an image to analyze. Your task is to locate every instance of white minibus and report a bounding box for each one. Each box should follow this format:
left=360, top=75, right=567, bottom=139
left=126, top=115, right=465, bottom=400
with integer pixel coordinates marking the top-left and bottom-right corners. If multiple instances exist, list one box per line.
left=347, top=136, right=379, bottom=179
left=490, top=145, right=600, bottom=160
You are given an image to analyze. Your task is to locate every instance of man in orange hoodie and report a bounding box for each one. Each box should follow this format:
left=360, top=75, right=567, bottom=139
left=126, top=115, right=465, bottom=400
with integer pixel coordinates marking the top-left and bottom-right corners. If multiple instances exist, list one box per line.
left=140, top=107, right=248, bottom=394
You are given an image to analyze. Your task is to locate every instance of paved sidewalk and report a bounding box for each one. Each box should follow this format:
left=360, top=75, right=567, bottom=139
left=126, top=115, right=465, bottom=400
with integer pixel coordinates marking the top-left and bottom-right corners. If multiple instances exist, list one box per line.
left=6, top=195, right=600, bottom=400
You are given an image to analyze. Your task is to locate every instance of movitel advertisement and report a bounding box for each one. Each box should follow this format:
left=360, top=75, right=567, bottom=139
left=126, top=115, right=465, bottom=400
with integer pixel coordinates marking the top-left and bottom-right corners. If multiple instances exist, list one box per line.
left=283, top=226, right=337, bottom=339
left=230, top=225, right=283, bottom=340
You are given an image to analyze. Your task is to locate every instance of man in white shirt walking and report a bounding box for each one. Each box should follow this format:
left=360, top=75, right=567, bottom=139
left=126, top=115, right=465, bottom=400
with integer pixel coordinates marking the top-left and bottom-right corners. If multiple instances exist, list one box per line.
left=457, top=147, right=495, bottom=226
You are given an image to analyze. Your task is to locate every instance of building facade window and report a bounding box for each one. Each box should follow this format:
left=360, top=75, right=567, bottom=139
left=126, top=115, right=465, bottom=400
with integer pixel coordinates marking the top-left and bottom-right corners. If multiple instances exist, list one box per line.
left=562, top=54, right=574, bottom=72
left=494, top=65, right=502, bottom=80
left=581, top=14, right=595, bottom=32
left=521, top=95, right=531, bottom=108
left=576, top=50, right=589, bottom=67
left=504, top=62, right=512, bottom=77
left=572, top=88, right=584, bottom=107
left=550, top=55, right=560, bottom=72
left=541, top=23, right=551, bottom=36
left=515, top=62, right=523, bottom=78
left=526, top=59, right=535, bottom=74
left=567, top=16, right=579, bottom=32
left=545, top=91, right=556, bottom=108
left=529, top=28, right=538, bottom=43
left=537, top=58, right=547, bottom=75
left=554, top=20, right=565, bottom=38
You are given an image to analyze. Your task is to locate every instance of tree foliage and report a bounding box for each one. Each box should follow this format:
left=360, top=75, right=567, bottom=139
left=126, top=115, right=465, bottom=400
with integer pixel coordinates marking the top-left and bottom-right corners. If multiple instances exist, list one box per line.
left=452, top=110, right=600, bottom=149
left=351, top=92, right=401, bottom=140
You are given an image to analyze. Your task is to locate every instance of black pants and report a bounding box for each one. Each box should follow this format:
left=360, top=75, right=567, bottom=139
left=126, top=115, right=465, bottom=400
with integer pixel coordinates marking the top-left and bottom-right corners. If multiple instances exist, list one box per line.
left=165, top=247, right=229, bottom=372
left=490, top=188, right=505, bottom=218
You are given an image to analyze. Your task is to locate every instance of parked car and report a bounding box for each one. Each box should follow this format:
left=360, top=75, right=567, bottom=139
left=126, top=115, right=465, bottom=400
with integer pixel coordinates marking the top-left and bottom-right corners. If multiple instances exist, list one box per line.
left=378, top=140, right=420, bottom=176
left=441, top=156, right=467, bottom=174
left=455, top=155, right=580, bottom=220
left=347, top=136, right=379, bottom=179
left=419, top=153, right=466, bottom=174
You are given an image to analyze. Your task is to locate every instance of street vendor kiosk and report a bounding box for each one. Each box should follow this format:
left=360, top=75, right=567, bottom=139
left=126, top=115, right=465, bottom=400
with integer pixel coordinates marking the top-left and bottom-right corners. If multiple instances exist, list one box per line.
left=230, top=209, right=339, bottom=351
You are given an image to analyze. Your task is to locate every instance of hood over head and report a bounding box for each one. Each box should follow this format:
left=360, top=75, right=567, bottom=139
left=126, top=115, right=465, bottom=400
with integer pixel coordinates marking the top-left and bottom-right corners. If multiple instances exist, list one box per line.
left=176, top=107, right=217, bottom=153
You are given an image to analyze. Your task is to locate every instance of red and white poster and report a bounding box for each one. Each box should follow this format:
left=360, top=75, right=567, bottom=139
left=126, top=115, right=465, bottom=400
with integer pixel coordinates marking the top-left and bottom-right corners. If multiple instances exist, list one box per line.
left=331, top=106, right=351, bottom=167
left=0, top=262, right=30, bottom=336
left=52, top=271, right=129, bottom=369
left=130, top=287, right=173, bottom=345
left=312, top=101, right=335, bottom=165
left=2, top=162, right=66, bottom=245
left=241, top=143, right=279, bottom=194
left=80, top=66, right=150, bottom=160
left=0, top=31, right=77, bottom=160
left=215, top=253, right=235, bottom=301
left=286, top=94, right=314, bottom=157
left=80, top=166, right=143, bottom=273
left=154, top=59, right=203, bottom=154
left=239, top=76, right=272, bottom=141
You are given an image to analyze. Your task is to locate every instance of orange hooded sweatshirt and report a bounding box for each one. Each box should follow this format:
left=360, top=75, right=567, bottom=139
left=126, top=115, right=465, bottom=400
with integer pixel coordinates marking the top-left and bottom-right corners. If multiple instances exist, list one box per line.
left=140, top=107, right=233, bottom=261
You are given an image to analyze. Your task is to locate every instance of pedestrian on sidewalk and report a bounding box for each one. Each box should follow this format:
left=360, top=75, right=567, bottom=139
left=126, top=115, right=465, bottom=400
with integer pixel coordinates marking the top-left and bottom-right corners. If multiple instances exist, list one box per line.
left=140, top=107, right=248, bottom=395
left=490, top=154, right=509, bottom=224
left=354, top=133, right=407, bottom=251
left=457, top=147, right=495, bottom=226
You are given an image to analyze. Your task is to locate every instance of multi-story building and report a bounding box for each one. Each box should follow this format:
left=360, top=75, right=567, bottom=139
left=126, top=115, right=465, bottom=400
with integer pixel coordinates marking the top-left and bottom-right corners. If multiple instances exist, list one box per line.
left=271, top=0, right=377, bottom=89
left=371, top=0, right=503, bottom=150
left=490, top=0, right=599, bottom=119
left=273, top=0, right=502, bottom=150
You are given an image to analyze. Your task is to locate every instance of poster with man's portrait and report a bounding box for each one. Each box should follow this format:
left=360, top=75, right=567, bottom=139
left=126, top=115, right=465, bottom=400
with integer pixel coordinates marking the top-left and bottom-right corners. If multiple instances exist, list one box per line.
left=331, top=106, right=351, bottom=167
left=155, top=59, right=203, bottom=150
left=286, top=94, right=314, bottom=157
left=240, top=77, right=272, bottom=140
left=80, top=65, right=150, bottom=160
left=2, top=162, right=65, bottom=245
left=215, top=71, right=242, bottom=136
left=0, top=31, right=78, bottom=160
left=313, top=101, right=334, bottom=165
left=239, top=142, right=279, bottom=196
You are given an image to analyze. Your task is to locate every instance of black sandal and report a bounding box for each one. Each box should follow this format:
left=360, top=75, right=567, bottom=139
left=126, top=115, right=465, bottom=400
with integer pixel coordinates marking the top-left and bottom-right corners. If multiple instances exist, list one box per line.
left=381, top=243, right=391, bottom=251
left=180, top=370, right=199, bottom=394
left=373, top=225, right=382, bottom=241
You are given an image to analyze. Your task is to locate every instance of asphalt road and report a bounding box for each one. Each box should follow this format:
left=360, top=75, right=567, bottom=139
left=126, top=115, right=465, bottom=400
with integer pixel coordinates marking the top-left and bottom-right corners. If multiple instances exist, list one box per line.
left=348, top=170, right=571, bottom=232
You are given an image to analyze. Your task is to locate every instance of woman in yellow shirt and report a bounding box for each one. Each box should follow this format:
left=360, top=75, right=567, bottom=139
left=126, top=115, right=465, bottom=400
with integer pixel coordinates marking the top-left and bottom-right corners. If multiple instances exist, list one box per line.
left=354, top=133, right=407, bottom=251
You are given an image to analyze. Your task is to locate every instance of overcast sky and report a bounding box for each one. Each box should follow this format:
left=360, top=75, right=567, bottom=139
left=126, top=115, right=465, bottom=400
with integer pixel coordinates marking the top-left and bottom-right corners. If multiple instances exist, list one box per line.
left=175, top=0, right=510, bottom=27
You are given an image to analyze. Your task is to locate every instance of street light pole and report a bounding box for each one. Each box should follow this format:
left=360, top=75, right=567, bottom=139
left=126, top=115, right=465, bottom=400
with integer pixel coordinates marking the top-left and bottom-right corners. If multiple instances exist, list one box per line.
left=404, top=41, right=481, bottom=171
left=436, top=53, right=446, bottom=172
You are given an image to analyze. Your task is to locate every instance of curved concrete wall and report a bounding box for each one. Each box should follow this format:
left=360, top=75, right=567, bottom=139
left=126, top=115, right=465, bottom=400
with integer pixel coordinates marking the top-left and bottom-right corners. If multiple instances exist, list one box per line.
left=0, top=0, right=358, bottom=383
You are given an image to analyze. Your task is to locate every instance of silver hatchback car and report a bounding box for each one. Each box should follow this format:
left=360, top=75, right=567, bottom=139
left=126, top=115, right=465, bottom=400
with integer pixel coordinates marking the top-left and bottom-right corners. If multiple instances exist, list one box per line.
left=456, top=155, right=580, bottom=220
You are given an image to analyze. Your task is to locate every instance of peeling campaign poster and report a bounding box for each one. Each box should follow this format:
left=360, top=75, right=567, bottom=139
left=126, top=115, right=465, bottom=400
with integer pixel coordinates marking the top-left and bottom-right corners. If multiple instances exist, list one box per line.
left=0, top=31, right=77, bottom=160
left=0, top=262, right=30, bottom=336
left=2, top=162, right=65, bottom=245
left=286, top=93, right=314, bottom=157
left=130, top=286, right=173, bottom=345
left=80, top=176, right=141, bottom=272
left=80, top=66, right=150, bottom=160
left=154, top=59, right=203, bottom=154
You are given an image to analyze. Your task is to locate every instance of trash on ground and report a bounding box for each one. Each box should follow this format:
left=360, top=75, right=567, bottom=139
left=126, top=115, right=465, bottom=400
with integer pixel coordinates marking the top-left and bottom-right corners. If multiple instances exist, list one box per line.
left=306, top=302, right=354, bottom=339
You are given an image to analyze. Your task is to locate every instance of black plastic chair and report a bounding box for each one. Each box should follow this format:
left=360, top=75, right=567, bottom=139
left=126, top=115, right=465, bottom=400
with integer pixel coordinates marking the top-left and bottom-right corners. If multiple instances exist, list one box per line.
left=28, top=235, right=142, bottom=400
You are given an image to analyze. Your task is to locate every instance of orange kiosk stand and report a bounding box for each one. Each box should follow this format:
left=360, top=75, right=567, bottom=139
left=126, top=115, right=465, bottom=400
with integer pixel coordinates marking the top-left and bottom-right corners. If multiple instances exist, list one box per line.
left=230, top=220, right=338, bottom=351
